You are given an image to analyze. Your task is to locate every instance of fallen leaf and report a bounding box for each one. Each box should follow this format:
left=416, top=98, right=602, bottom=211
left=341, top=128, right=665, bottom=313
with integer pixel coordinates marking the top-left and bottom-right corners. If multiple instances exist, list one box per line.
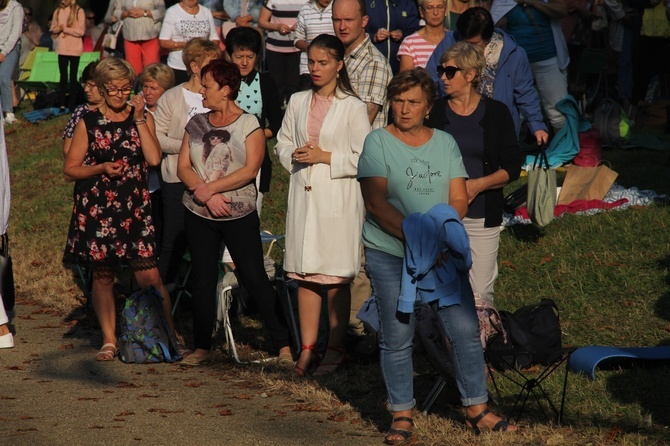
left=18, top=416, right=35, bottom=420
left=117, top=382, right=140, bottom=389
left=78, top=397, right=100, bottom=401
left=185, top=381, right=203, bottom=388
left=148, top=408, right=185, bottom=414
left=539, top=257, right=552, bottom=266
left=58, top=344, right=75, bottom=350
left=327, top=413, right=348, bottom=422
left=89, top=425, right=105, bottom=429
left=113, top=418, right=125, bottom=422
left=138, top=394, right=159, bottom=398
left=30, top=260, right=43, bottom=267
left=232, top=394, right=252, bottom=400
left=0, top=396, right=17, bottom=400
left=500, top=260, right=516, bottom=269
left=211, top=403, right=230, bottom=408
left=219, top=409, right=233, bottom=416
left=35, top=324, right=60, bottom=329
left=116, top=411, right=135, bottom=416
left=5, top=366, right=25, bottom=371
left=147, top=368, right=158, bottom=375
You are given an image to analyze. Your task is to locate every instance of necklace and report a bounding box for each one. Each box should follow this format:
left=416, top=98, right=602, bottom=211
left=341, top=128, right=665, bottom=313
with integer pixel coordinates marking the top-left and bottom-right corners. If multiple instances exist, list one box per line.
left=181, top=2, right=199, bottom=17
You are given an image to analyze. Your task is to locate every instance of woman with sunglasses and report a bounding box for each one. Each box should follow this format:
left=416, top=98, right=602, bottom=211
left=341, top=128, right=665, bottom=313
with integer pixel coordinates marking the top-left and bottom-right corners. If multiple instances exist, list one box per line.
left=426, top=42, right=521, bottom=309
left=63, top=58, right=176, bottom=362
left=358, top=67, right=515, bottom=444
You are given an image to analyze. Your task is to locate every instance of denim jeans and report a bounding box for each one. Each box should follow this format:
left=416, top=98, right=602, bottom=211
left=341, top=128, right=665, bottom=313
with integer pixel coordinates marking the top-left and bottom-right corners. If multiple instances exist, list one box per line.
left=365, top=247, right=489, bottom=410
left=0, top=45, right=19, bottom=114
left=530, top=57, right=568, bottom=129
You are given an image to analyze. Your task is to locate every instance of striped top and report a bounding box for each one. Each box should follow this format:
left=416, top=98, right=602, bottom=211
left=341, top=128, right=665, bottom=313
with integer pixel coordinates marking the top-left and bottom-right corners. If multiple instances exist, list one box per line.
left=264, top=0, right=305, bottom=53
left=397, top=31, right=445, bottom=69
left=294, top=1, right=335, bottom=74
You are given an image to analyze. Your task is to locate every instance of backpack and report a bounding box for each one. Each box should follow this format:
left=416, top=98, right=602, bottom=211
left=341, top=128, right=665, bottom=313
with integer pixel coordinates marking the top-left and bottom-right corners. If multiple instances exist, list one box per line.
left=593, top=99, right=631, bottom=147
left=118, top=286, right=182, bottom=364
left=487, top=299, right=562, bottom=371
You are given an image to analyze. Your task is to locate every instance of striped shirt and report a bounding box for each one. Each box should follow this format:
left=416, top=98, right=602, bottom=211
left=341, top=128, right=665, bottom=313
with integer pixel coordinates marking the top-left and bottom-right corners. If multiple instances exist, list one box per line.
left=345, top=35, right=393, bottom=130
left=397, top=31, right=445, bottom=69
left=264, top=0, right=306, bottom=53
left=294, top=1, right=335, bottom=74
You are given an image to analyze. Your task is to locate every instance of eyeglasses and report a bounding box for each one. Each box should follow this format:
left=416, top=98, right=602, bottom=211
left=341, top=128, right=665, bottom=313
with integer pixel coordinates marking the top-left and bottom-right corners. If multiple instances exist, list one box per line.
left=421, top=5, right=446, bottom=12
left=81, top=81, right=96, bottom=90
left=209, top=136, right=222, bottom=141
left=104, top=86, right=133, bottom=96
left=437, top=65, right=462, bottom=80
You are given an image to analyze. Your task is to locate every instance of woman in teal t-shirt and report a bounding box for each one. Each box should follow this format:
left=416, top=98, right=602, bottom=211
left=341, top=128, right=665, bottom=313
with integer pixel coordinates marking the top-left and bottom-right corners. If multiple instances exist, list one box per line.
left=357, top=69, right=515, bottom=443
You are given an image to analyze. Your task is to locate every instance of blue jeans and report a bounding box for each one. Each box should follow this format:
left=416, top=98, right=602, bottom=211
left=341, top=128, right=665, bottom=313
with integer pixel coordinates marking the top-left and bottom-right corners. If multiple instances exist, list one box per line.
left=365, top=247, right=488, bottom=410
left=0, top=45, right=19, bottom=114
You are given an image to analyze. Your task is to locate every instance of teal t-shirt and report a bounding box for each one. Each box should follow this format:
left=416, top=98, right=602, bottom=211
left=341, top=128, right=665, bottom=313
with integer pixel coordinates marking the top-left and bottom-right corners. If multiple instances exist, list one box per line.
left=357, top=128, right=468, bottom=258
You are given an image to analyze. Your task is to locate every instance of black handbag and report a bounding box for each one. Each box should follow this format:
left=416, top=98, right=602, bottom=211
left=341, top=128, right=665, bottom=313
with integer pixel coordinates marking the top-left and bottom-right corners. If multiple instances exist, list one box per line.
left=0, top=233, right=15, bottom=312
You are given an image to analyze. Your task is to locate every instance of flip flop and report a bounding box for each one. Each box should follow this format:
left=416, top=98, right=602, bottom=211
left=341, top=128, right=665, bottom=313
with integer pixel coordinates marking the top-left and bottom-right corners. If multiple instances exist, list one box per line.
left=95, top=343, right=118, bottom=361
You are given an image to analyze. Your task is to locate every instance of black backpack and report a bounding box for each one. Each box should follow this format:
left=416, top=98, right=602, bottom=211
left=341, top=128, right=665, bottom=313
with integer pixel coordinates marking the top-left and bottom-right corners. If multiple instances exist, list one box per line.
left=487, top=299, right=562, bottom=371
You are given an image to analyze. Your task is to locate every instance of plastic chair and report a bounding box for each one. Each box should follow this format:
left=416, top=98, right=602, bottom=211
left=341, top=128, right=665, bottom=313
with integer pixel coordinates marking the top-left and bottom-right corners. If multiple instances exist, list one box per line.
left=215, top=230, right=300, bottom=363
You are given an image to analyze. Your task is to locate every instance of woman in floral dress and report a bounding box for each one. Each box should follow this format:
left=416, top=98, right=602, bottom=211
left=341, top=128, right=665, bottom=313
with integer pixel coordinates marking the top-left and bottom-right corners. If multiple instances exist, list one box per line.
left=63, top=58, right=175, bottom=362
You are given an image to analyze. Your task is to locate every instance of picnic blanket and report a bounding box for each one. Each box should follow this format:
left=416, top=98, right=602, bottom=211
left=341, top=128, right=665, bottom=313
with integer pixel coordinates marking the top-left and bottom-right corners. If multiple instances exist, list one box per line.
left=569, top=346, right=670, bottom=380
left=22, top=107, right=68, bottom=123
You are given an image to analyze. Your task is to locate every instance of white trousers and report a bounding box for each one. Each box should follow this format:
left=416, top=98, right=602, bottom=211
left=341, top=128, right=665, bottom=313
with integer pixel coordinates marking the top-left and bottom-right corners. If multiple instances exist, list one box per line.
left=463, top=217, right=501, bottom=304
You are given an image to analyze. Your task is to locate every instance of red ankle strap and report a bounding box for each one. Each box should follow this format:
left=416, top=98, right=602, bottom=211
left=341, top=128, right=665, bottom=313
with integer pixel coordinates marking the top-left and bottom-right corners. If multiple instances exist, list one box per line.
left=301, top=344, right=317, bottom=351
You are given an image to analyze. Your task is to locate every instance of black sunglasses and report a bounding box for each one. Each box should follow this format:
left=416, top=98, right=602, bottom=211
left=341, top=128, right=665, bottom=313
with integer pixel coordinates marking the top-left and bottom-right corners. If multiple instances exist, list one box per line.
left=437, top=65, right=462, bottom=80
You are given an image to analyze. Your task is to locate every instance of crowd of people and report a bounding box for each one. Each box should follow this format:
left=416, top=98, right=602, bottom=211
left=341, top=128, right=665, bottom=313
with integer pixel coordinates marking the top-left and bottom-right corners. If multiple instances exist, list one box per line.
left=1, top=0, right=669, bottom=443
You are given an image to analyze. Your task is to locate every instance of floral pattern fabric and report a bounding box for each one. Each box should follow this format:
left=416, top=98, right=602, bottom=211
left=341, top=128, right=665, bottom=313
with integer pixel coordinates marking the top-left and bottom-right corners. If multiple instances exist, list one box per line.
left=63, top=109, right=157, bottom=266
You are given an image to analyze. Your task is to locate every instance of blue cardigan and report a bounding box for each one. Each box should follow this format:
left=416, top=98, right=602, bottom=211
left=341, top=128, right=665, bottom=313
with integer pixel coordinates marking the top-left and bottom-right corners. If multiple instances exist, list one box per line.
left=398, top=204, right=472, bottom=314
left=425, top=29, right=547, bottom=137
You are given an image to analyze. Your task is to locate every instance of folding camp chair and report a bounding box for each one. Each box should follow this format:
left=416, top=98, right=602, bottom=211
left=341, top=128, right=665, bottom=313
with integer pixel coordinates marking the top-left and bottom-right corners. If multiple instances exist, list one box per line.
left=484, top=347, right=576, bottom=424
left=215, top=230, right=300, bottom=363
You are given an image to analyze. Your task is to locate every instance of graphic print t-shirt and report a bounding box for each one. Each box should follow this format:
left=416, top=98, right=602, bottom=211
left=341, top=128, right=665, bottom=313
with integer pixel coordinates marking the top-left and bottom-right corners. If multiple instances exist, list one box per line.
left=160, top=5, right=218, bottom=70
left=358, top=128, right=468, bottom=257
left=183, top=113, right=260, bottom=221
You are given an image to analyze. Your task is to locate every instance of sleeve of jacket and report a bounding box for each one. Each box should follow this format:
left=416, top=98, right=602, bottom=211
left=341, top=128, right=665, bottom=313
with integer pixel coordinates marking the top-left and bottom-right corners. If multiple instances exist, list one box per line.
left=402, top=1, right=421, bottom=36
left=511, top=46, right=548, bottom=134
left=65, top=8, right=86, bottom=38
left=0, top=6, right=24, bottom=54
left=260, top=73, right=284, bottom=138
left=151, top=0, right=166, bottom=22
left=490, top=100, right=523, bottom=182
left=275, top=95, right=298, bottom=172
left=330, top=99, right=371, bottom=179
left=154, top=90, right=184, bottom=154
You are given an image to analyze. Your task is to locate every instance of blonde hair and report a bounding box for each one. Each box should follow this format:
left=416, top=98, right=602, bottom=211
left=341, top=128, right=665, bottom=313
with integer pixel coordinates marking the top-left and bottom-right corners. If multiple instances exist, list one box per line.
left=94, top=58, right=136, bottom=91
left=54, top=0, right=82, bottom=28
left=439, top=41, right=485, bottom=89
left=182, top=38, right=223, bottom=76
left=139, top=63, right=176, bottom=91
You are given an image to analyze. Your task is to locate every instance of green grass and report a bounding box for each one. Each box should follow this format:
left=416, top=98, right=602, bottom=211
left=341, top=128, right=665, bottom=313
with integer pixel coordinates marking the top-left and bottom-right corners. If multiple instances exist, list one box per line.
left=4, top=106, right=670, bottom=444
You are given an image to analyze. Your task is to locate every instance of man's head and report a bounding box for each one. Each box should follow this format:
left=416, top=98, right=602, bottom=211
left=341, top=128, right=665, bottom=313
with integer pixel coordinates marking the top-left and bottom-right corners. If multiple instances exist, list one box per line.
left=456, top=7, right=494, bottom=49
left=332, top=0, right=368, bottom=53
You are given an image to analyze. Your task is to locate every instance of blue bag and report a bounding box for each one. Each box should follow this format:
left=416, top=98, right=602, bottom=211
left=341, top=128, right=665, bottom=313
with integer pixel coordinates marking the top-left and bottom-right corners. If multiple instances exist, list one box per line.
left=118, top=286, right=182, bottom=364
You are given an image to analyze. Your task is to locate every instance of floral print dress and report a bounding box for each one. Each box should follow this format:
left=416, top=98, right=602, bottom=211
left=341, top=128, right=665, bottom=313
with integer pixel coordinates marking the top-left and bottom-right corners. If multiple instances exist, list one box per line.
left=63, top=110, right=157, bottom=268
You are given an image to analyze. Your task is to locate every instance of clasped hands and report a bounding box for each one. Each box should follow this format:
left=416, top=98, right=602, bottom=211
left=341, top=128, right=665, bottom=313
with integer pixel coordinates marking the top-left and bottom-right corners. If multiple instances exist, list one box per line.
left=375, top=28, right=403, bottom=43
left=191, top=183, right=232, bottom=218
left=292, top=142, right=326, bottom=165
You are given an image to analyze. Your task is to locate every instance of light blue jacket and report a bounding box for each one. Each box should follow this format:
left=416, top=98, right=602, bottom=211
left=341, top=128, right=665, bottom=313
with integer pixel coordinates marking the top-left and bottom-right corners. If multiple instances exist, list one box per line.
left=398, top=204, right=472, bottom=314
left=223, top=0, right=263, bottom=23
left=425, top=29, right=547, bottom=137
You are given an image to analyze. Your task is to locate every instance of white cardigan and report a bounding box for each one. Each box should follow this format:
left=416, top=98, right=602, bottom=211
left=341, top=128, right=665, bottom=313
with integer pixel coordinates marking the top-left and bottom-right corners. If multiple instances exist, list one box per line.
left=276, top=90, right=371, bottom=278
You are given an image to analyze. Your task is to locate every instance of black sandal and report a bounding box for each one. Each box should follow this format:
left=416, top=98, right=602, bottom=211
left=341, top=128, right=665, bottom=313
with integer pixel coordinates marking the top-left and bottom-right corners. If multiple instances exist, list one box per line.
left=465, top=408, right=513, bottom=435
left=384, top=416, right=415, bottom=445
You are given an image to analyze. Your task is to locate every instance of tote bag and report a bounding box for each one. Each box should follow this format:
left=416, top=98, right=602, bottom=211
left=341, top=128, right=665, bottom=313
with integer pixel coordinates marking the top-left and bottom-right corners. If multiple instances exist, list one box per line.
left=527, top=146, right=556, bottom=227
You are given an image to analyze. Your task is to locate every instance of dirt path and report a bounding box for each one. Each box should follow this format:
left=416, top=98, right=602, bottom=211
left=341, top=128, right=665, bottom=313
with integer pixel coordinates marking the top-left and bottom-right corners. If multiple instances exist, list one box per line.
left=0, top=301, right=381, bottom=445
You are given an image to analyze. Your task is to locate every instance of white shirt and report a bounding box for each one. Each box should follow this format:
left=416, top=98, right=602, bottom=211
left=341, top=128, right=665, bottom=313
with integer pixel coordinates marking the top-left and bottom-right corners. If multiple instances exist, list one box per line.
left=159, top=3, right=219, bottom=71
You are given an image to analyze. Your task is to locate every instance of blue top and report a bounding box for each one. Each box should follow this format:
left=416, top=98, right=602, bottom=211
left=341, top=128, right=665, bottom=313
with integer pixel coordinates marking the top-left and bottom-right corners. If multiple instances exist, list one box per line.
left=504, top=5, right=556, bottom=63
left=399, top=204, right=472, bottom=313
left=364, top=0, right=420, bottom=73
left=425, top=29, right=547, bottom=136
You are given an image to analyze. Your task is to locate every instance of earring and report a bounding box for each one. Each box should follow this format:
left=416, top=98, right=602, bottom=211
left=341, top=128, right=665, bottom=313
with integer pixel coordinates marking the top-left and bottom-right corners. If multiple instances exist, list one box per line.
left=425, top=113, right=430, bottom=120
left=336, top=72, right=340, bottom=79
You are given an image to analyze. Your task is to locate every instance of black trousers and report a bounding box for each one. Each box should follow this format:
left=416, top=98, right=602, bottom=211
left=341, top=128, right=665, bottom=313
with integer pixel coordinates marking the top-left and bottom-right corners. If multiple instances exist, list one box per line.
left=157, top=180, right=187, bottom=286
left=185, top=210, right=290, bottom=352
left=58, top=55, right=80, bottom=112
left=264, top=50, right=300, bottom=104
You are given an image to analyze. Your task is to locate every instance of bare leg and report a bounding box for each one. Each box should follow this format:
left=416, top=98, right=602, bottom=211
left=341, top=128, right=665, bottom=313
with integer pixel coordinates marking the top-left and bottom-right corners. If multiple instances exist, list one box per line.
left=134, top=267, right=175, bottom=333
left=294, top=281, right=322, bottom=375
left=91, top=273, right=117, bottom=348
left=315, top=284, right=350, bottom=373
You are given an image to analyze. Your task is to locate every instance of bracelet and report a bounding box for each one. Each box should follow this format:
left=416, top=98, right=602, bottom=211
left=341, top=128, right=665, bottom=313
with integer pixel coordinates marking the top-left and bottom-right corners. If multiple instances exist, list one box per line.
left=174, top=41, right=178, bottom=49
left=134, top=119, right=147, bottom=125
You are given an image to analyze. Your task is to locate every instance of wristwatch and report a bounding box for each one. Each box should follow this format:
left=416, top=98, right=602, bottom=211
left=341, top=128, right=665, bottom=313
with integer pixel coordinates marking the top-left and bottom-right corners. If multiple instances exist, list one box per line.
left=143, top=10, right=148, bottom=17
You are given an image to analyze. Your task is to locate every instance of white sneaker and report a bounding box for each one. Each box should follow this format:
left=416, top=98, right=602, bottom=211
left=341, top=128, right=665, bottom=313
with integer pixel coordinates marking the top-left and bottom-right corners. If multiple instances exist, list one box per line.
left=4, top=112, right=18, bottom=125
left=0, top=332, right=14, bottom=348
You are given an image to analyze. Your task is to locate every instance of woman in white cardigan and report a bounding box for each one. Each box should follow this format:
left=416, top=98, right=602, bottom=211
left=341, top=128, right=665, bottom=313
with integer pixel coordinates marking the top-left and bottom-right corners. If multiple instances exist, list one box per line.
left=276, top=34, right=371, bottom=377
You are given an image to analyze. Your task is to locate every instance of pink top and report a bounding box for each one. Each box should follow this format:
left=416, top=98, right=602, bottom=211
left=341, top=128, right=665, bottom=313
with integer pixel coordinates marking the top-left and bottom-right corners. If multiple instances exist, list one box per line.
left=397, top=31, right=442, bottom=69
left=51, top=6, right=86, bottom=57
left=306, top=93, right=332, bottom=143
